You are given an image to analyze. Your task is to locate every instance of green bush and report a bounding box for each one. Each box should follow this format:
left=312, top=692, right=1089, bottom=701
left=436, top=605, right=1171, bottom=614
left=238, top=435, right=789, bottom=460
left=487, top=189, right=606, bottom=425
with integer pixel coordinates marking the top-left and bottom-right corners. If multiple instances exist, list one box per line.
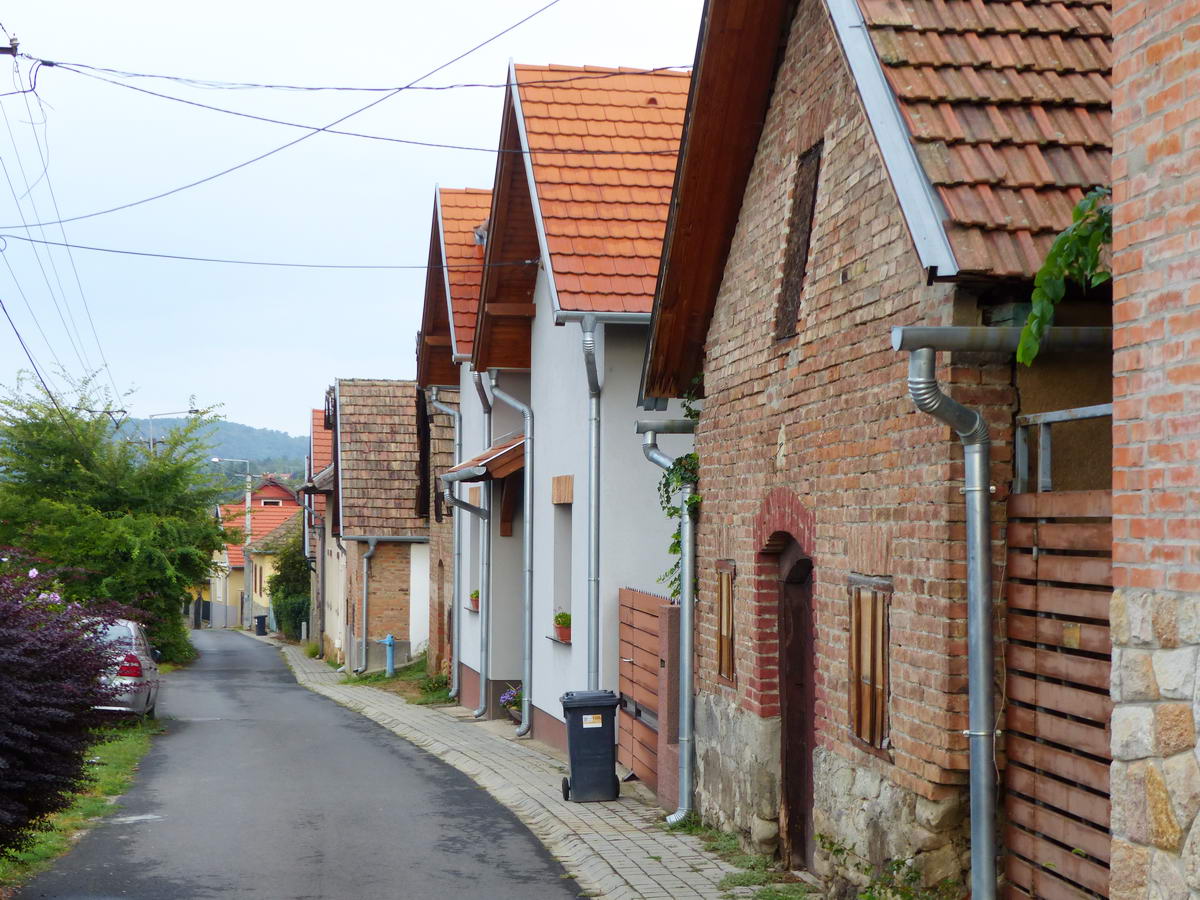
left=271, top=594, right=309, bottom=641
left=304, top=641, right=320, bottom=658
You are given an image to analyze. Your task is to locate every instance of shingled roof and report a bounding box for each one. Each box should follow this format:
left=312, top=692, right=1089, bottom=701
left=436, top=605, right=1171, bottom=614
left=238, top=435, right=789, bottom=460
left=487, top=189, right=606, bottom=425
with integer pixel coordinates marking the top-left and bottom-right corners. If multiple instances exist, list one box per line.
left=336, top=379, right=424, bottom=537
left=442, top=188, right=491, bottom=357
left=518, top=64, right=690, bottom=313
left=860, top=0, right=1111, bottom=277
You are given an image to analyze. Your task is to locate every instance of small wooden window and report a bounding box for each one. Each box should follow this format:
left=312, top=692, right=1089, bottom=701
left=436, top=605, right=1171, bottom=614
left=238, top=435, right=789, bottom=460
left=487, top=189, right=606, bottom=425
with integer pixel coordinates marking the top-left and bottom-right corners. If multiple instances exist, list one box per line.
left=774, top=140, right=823, bottom=341
left=717, top=561, right=735, bottom=683
left=848, top=576, right=890, bottom=751
left=261, top=499, right=282, bottom=507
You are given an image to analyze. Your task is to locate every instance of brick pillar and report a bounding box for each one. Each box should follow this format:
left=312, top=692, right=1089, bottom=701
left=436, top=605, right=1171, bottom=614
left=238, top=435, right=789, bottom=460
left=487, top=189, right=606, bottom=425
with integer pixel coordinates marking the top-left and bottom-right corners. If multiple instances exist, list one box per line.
left=1111, top=2, right=1200, bottom=895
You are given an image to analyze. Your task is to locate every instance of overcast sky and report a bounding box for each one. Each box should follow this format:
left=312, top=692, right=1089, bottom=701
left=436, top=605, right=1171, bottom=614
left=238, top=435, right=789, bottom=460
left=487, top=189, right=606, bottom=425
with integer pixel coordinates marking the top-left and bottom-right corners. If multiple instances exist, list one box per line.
left=0, top=1, right=703, bottom=435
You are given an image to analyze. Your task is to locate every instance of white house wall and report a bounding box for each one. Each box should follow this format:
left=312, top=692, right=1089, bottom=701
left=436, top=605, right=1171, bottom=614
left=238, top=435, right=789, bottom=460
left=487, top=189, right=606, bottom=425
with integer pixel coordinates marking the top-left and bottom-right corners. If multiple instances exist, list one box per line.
left=323, top=538, right=347, bottom=659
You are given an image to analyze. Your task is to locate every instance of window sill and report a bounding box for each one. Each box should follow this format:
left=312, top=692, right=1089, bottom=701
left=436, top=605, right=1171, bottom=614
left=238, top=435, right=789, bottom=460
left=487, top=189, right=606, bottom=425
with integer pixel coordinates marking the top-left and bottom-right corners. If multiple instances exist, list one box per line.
left=545, top=634, right=572, bottom=646
left=466, top=606, right=479, bottom=614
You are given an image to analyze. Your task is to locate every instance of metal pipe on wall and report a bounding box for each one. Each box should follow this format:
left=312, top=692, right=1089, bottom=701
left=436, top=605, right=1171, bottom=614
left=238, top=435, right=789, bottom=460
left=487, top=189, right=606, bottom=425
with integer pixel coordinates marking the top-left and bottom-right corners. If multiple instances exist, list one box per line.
left=357, top=538, right=378, bottom=674
left=580, top=316, right=602, bottom=691
left=472, top=370, right=493, bottom=719
left=430, top=387, right=464, bottom=699
left=637, top=419, right=697, bottom=825
left=489, top=374, right=534, bottom=736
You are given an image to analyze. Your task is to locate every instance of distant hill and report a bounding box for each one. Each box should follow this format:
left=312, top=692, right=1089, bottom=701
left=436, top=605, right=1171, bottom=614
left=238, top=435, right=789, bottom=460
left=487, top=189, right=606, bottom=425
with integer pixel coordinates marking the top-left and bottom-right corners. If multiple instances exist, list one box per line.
left=118, top=418, right=308, bottom=486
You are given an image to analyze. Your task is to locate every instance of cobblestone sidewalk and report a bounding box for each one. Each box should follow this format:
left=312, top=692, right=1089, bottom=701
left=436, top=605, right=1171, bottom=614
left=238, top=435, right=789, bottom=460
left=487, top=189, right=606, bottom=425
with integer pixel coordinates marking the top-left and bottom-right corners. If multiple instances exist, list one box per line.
left=246, top=633, right=744, bottom=899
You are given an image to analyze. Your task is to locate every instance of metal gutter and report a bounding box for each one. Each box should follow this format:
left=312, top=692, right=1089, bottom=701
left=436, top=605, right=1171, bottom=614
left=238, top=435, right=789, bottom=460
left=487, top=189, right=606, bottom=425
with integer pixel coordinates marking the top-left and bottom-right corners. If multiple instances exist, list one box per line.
left=636, top=417, right=697, bottom=825
left=489, top=373, right=534, bottom=736
left=826, top=0, right=958, bottom=277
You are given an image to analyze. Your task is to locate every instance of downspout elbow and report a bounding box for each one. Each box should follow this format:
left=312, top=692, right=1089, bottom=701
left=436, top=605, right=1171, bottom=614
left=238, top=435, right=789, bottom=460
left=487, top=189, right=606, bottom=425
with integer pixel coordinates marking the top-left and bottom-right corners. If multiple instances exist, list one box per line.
left=907, top=347, right=989, bottom=446
left=642, top=431, right=675, bottom=471
left=581, top=315, right=601, bottom=397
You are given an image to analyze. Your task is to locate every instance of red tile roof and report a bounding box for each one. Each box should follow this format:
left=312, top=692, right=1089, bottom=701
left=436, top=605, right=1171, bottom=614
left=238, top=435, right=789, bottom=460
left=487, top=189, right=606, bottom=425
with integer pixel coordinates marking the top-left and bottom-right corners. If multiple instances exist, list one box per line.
left=220, top=501, right=301, bottom=568
left=440, top=188, right=491, bottom=358
left=859, top=0, right=1111, bottom=277
left=515, top=64, right=690, bottom=313
left=310, top=408, right=333, bottom=474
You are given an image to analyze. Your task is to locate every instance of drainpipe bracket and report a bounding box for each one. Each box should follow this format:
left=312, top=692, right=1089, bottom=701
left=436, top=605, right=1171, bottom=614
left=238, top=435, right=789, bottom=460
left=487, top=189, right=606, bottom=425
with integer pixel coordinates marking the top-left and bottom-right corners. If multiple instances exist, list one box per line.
left=962, top=730, right=1003, bottom=737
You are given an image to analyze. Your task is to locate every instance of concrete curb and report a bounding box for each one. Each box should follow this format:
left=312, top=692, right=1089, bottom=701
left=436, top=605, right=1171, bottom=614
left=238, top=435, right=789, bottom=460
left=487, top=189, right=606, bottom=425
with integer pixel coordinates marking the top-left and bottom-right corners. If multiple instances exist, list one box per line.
left=239, top=632, right=747, bottom=899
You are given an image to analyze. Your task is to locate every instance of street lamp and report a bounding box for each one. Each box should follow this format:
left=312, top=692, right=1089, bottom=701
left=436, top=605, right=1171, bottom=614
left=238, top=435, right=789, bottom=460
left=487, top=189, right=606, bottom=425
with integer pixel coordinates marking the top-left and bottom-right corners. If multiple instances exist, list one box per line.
left=148, top=408, right=200, bottom=454
left=213, top=457, right=252, bottom=628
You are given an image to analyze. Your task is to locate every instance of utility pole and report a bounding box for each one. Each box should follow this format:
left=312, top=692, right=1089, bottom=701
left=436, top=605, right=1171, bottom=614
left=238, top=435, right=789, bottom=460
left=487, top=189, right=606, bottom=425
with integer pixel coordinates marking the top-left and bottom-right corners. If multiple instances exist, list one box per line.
left=148, top=408, right=200, bottom=455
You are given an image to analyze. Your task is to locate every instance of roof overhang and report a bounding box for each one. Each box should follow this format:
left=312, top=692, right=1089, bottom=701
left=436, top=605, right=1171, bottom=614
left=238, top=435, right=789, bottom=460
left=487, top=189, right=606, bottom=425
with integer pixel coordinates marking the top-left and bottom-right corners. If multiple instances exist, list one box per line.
left=442, top=435, right=525, bottom=483
left=417, top=189, right=459, bottom=388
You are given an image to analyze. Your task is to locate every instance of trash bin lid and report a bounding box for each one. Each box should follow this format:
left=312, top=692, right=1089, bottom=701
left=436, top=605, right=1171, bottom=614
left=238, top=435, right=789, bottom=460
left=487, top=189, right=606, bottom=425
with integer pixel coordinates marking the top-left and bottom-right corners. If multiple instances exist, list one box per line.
left=560, top=689, right=618, bottom=709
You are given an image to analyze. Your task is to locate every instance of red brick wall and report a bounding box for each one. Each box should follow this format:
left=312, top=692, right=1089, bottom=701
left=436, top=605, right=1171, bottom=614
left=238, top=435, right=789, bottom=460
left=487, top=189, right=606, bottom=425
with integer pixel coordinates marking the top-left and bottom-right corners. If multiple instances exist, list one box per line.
left=1110, top=1, right=1200, bottom=893
left=344, top=540, right=412, bottom=669
left=689, top=0, right=1013, bottom=858
left=426, top=389, right=459, bottom=675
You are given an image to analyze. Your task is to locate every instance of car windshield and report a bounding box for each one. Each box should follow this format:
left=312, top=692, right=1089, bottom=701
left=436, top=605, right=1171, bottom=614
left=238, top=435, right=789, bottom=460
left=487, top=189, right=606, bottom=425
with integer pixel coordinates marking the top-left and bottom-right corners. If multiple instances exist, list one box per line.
left=102, top=623, right=134, bottom=648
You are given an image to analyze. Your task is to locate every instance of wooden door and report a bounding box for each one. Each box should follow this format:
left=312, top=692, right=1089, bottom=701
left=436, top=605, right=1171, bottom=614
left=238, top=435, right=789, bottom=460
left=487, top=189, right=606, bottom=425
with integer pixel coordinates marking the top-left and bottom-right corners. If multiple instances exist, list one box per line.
left=779, top=546, right=815, bottom=869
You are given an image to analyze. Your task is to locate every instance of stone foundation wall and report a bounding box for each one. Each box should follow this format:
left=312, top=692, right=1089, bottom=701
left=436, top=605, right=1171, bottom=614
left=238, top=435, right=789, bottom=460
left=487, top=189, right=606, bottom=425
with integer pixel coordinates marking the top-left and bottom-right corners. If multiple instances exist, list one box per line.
left=1110, top=590, right=1200, bottom=897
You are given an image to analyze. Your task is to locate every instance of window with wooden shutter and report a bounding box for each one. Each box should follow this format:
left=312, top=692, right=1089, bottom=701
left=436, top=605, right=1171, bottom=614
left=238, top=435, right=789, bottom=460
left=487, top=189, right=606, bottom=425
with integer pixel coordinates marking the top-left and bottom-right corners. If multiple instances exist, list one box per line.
left=717, top=561, right=735, bottom=683
left=848, top=576, right=890, bottom=751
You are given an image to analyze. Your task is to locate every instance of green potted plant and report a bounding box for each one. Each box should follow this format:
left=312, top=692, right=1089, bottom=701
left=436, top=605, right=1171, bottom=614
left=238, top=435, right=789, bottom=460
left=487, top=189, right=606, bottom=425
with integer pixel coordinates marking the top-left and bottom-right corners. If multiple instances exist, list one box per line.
left=468, top=589, right=479, bottom=612
left=553, top=610, right=571, bottom=642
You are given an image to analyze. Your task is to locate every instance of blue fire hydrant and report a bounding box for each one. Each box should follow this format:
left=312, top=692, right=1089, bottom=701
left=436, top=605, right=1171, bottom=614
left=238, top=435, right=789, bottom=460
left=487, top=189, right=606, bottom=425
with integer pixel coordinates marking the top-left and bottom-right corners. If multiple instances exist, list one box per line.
left=376, top=633, right=395, bottom=677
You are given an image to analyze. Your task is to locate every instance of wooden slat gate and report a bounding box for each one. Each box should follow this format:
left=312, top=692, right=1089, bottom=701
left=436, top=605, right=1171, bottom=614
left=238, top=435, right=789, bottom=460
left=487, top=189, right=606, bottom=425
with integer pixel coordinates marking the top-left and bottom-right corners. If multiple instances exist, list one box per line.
left=618, top=588, right=661, bottom=792
left=1004, top=489, right=1113, bottom=899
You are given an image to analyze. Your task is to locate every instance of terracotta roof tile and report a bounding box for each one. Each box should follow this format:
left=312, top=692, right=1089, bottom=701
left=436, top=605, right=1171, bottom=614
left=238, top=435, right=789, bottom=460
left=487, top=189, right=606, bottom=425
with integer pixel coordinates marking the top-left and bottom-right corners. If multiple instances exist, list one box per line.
left=219, top=501, right=301, bottom=568
left=439, top=188, right=492, bottom=358
left=860, top=0, right=1112, bottom=278
left=310, top=409, right=333, bottom=473
left=336, top=379, right=425, bottom=537
left=514, top=64, right=690, bottom=313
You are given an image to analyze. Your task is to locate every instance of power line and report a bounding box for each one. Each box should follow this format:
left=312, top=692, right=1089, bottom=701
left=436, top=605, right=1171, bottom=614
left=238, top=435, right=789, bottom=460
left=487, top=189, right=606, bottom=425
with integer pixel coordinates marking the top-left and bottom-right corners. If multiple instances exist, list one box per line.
left=0, top=232, right=539, bottom=270
left=0, top=0, right=564, bottom=232
left=0, top=249, right=65, bottom=388
left=0, top=293, right=87, bottom=448
left=50, top=62, right=683, bottom=158
left=36, top=57, right=689, bottom=94
left=16, top=70, right=124, bottom=403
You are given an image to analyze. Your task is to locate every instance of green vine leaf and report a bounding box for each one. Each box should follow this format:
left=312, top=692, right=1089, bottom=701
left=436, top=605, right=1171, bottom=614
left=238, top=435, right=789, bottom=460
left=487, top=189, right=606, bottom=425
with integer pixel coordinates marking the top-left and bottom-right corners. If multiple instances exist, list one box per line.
left=1018, top=186, right=1112, bottom=366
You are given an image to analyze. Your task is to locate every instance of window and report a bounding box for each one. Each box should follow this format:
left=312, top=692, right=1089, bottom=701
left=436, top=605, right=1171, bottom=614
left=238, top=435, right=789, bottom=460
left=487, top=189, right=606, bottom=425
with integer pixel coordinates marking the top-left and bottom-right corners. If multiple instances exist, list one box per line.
left=261, top=499, right=282, bottom=507
left=774, top=140, right=824, bottom=340
left=848, top=576, right=891, bottom=750
left=553, top=503, right=572, bottom=622
left=716, top=561, right=735, bottom=682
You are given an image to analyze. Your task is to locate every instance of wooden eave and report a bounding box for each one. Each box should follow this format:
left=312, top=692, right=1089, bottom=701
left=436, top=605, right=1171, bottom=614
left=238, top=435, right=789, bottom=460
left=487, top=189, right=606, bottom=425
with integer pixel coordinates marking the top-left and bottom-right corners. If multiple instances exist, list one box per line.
left=641, top=0, right=796, bottom=400
left=417, top=202, right=458, bottom=388
left=473, top=87, right=537, bottom=372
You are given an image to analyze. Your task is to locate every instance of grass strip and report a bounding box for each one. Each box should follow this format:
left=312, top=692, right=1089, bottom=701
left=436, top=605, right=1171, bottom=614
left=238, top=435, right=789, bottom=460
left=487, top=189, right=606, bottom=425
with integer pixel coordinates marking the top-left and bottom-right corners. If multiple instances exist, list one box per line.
left=0, top=718, right=163, bottom=891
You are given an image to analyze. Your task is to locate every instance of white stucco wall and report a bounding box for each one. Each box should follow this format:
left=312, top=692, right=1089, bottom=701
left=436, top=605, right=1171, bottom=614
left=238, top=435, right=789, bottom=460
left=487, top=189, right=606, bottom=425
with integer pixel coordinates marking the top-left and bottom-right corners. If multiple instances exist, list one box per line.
left=409, top=542, right=430, bottom=654
left=323, top=539, right=347, bottom=657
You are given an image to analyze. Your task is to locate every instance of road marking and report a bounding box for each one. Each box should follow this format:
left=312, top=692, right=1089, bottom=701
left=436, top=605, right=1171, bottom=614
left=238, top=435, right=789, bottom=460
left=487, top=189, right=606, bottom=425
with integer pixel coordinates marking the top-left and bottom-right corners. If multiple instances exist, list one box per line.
left=108, top=814, right=163, bottom=824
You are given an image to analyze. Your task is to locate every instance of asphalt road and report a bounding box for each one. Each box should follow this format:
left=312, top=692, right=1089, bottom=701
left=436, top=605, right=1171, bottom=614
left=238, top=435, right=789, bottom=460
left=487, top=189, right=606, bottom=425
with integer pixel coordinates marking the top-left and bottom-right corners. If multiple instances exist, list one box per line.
left=19, top=630, right=576, bottom=900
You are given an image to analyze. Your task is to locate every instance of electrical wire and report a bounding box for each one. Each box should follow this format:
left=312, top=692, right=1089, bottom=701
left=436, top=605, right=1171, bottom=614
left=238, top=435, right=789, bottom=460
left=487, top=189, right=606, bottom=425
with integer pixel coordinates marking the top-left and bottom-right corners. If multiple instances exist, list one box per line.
left=1, top=0, right=564, bottom=232
left=0, top=247, right=65, bottom=383
left=0, top=232, right=538, bottom=270
left=50, top=62, right=682, bottom=158
left=0, top=293, right=86, bottom=446
left=36, top=57, right=690, bottom=94
left=16, top=65, right=124, bottom=403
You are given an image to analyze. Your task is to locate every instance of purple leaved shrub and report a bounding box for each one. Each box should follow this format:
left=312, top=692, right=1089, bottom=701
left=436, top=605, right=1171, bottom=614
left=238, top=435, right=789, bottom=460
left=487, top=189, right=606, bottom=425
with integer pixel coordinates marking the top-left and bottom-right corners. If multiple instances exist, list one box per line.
left=0, top=557, right=128, bottom=854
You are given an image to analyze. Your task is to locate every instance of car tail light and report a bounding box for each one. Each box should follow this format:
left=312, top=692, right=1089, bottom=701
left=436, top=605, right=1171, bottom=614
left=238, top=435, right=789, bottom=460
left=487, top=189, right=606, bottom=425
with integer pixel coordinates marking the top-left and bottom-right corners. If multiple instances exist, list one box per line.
left=117, top=653, right=143, bottom=678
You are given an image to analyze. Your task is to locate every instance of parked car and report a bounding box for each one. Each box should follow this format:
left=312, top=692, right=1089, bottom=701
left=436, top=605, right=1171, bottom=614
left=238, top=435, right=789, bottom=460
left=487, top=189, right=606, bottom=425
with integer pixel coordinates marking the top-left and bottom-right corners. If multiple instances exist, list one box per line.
left=95, top=619, right=160, bottom=718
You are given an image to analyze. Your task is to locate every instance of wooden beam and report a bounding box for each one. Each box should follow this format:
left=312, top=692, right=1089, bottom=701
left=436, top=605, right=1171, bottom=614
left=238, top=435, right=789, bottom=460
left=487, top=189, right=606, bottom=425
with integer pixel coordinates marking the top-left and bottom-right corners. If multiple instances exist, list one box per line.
left=498, top=474, right=519, bottom=537
left=552, top=475, right=574, bottom=504
left=487, top=302, right=536, bottom=318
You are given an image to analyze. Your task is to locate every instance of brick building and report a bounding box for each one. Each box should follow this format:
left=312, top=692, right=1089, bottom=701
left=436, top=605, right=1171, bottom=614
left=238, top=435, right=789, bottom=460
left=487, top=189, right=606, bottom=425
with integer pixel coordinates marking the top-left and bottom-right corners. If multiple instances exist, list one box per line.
left=1109, top=1, right=1200, bottom=896
left=641, top=0, right=1112, bottom=892
left=310, top=379, right=429, bottom=671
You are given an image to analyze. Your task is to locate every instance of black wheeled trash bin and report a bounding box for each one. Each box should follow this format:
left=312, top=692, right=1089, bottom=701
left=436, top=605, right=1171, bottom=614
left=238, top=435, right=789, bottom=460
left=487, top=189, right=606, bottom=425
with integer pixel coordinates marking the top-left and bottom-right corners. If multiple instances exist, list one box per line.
left=254, top=615, right=267, bottom=636
left=560, top=690, right=620, bottom=802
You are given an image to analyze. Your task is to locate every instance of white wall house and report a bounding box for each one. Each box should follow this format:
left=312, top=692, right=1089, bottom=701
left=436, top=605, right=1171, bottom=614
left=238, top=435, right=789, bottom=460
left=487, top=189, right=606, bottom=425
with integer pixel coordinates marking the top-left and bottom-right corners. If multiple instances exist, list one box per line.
left=415, top=65, right=693, bottom=752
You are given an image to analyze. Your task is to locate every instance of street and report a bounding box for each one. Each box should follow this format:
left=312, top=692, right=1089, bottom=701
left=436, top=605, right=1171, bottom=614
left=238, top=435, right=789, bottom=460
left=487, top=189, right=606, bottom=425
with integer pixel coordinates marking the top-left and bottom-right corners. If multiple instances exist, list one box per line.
left=18, top=630, right=576, bottom=900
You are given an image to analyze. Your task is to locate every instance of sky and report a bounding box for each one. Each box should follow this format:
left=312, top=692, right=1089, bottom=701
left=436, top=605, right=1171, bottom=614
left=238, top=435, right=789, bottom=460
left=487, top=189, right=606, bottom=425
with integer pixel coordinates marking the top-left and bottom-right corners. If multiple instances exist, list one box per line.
left=0, top=1, right=703, bottom=435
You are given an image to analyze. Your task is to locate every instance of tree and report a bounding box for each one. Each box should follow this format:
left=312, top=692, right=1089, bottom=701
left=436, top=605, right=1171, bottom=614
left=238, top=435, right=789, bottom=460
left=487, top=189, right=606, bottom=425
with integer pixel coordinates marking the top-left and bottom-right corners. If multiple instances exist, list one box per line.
left=0, top=560, right=125, bottom=854
left=0, top=378, right=228, bottom=661
left=267, top=521, right=310, bottom=641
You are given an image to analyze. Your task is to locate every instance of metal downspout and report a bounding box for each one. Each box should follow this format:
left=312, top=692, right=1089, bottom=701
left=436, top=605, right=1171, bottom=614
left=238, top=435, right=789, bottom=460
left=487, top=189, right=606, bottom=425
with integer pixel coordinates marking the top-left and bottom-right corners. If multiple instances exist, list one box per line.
left=637, top=420, right=697, bottom=825
left=893, top=325, right=1111, bottom=899
left=490, top=374, right=534, bottom=736
left=905, top=347, right=993, bottom=898
left=580, top=317, right=602, bottom=690
left=431, top=387, right=464, bottom=699
left=473, top=371, right=493, bottom=719
left=357, top=538, right=379, bottom=673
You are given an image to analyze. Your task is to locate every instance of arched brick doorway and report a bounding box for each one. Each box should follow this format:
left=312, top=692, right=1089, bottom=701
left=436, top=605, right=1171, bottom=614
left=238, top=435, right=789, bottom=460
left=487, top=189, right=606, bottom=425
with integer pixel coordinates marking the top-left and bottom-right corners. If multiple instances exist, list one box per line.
left=753, top=489, right=816, bottom=869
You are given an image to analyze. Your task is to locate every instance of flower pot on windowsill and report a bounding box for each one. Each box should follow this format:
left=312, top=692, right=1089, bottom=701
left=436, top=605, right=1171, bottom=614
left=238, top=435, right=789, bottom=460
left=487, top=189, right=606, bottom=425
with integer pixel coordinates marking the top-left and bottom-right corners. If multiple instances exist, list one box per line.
left=468, top=593, right=479, bottom=612
left=553, top=624, right=571, bottom=643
